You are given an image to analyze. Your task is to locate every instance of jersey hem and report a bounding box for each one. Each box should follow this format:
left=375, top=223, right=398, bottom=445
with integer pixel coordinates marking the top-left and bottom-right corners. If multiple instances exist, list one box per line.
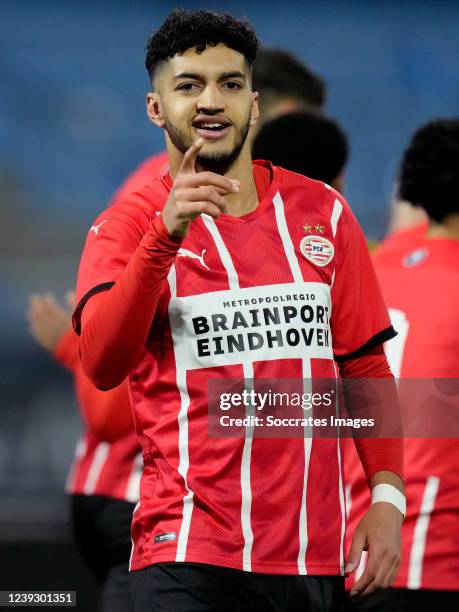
left=66, top=489, right=138, bottom=503
left=129, top=551, right=342, bottom=575
left=67, top=491, right=138, bottom=504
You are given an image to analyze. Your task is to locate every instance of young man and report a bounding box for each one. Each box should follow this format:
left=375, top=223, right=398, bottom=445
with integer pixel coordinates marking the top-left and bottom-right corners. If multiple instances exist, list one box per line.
left=26, top=38, right=328, bottom=612
left=110, top=47, right=326, bottom=205
left=252, top=111, right=348, bottom=193
left=27, top=292, right=138, bottom=612
left=73, top=10, right=404, bottom=612
left=345, top=119, right=459, bottom=611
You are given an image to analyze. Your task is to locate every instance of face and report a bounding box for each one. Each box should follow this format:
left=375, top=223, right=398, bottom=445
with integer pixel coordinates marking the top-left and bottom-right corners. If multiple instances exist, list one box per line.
left=147, top=44, right=259, bottom=172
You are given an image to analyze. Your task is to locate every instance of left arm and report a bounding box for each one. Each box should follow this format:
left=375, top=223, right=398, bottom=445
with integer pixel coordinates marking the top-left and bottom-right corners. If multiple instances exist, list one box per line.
left=339, top=346, right=404, bottom=597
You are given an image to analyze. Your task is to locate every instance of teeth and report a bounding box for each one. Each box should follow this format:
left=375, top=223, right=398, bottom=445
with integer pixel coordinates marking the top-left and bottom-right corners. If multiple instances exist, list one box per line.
left=200, top=123, right=225, bottom=128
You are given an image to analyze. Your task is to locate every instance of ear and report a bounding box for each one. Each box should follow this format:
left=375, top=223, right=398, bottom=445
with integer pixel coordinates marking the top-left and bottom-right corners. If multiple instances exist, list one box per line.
left=146, top=92, right=165, bottom=128
left=250, top=91, right=260, bottom=127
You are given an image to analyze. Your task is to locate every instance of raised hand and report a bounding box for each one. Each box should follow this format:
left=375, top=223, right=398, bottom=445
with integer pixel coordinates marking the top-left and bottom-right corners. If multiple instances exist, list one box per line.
left=26, top=291, right=75, bottom=353
left=162, top=138, right=240, bottom=237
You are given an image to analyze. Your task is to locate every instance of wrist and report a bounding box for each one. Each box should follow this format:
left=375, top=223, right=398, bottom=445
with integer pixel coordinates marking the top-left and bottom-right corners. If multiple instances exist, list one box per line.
left=52, top=328, right=79, bottom=371
left=371, top=483, right=406, bottom=518
left=155, top=214, right=183, bottom=241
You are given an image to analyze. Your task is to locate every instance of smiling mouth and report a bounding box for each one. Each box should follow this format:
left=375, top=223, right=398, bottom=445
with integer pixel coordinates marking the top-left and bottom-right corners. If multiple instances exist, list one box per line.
left=192, top=119, right=232, bottom=140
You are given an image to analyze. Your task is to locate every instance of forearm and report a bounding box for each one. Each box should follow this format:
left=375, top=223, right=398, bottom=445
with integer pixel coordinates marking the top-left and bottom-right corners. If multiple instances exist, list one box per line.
left=354, top=437, right=404, bottom=486
left=338, top=346, right=404, bottom=484
left=79, top=215, right=182, bottom=389
left=370, top=470, right=404, bottom=493
left=52, top=329, right=79, bottom=372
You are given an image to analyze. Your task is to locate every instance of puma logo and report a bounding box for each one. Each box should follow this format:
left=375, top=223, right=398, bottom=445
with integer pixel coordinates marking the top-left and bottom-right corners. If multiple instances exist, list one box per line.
left=177, top=248, right=209, bottom=270
left=90, top=219, right=107, bottom=235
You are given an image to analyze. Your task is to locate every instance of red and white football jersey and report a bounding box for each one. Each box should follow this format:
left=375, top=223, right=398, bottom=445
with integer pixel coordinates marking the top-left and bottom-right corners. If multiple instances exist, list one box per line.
left=53, top=330, right=142, bottom=503
left=375, top=222, right=428, bottom=259
left=75, top=161, right=394, bottom=575
left=345, top=231, right=459, bottom=591
left=66, top=430, right=142, bottom=503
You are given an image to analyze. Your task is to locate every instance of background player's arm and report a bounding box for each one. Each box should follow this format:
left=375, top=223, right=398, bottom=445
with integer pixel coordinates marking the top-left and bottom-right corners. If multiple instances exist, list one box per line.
left=74, top=369, right=134, bottom=442
left=27, top=291, right=133, bottom=441
left=27, top=291, right=78, bottom=371
left=78, top=141, right=238, bottom=389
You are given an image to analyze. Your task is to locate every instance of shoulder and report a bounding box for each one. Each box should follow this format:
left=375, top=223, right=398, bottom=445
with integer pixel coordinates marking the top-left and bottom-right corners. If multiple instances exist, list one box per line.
left=275, top=164, right=329, bottom=193
left=274, top=165, right=348, bottom=215
left=274, top=165, right=356, bottom=236
left=89, top=179, right=169, bottom=238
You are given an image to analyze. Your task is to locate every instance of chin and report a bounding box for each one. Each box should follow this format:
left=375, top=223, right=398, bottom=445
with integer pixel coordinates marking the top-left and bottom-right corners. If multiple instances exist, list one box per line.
left=202, top=144, right=233, bottom=156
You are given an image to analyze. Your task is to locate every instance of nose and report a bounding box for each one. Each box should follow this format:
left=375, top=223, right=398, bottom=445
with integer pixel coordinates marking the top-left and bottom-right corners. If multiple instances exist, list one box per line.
left=196, top=83, right=225, bottom=114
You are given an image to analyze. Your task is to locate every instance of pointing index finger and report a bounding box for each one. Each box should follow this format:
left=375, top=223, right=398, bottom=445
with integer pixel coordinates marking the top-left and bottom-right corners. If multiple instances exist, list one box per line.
left=179, top=138, right=204, bottom=174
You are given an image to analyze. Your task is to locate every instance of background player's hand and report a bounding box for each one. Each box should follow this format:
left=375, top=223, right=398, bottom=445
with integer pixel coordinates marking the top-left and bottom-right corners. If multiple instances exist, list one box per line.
left=345, top=502, right=402, bottom=598
left=162, top=138, right=240, bottom=237
left=26, top=291, right=75, bottom=352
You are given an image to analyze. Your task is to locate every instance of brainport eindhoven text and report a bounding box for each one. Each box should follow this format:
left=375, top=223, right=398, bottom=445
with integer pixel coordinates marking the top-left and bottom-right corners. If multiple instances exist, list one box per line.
left=192, top=302, right=330, bottom=357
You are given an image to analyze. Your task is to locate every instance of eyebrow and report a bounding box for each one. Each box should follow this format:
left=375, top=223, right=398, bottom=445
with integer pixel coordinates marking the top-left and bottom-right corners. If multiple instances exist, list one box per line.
left=174, top=71, right=246, bottom=82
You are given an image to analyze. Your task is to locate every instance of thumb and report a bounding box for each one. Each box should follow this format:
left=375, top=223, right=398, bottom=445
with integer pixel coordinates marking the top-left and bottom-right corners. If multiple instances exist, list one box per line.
left=178, top=138, right=204, bottom=174
left=345, top=527, right=366, bottom=573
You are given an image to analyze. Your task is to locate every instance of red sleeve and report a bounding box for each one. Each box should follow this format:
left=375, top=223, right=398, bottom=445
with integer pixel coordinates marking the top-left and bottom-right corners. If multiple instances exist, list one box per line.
left=74, top=367, right=134, bottom=442
left=331, top=193, right=396, bottom=360
left=52, top=329, right=79, bottom=372
left=73, top=204, right=182, bottom=390
left=338, top=345, right=404, bottom=482
left=74, top=196, right=149, bottom=307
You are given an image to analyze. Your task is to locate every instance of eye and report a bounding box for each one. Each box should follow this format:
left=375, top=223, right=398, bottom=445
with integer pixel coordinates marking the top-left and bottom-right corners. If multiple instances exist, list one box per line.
left=223, top=81, right=242, bottom=90
left=177, top=82, right=200, bottom=92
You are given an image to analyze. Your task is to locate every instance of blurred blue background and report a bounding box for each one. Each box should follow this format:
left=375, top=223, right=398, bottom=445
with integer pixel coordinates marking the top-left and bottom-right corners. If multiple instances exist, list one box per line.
left=0, top=0, right=458, bottom=579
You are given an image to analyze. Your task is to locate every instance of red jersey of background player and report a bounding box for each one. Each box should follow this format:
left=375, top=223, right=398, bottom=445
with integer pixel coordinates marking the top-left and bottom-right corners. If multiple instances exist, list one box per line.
left=53, top=329, right=142, bottom=502
left=110, top=151, right=169, bottom=206
left=74, top=161, right=395, bottom=575
left=345, top=230, right=459, bottom=591
left=64, top=151, right=168, bottom=502
left=375, top=222, right=428, bottom=258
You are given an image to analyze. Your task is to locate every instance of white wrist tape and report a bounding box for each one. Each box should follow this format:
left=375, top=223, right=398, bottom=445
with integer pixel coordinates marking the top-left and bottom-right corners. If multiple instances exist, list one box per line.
left=371, top=484, right=406, bottom=518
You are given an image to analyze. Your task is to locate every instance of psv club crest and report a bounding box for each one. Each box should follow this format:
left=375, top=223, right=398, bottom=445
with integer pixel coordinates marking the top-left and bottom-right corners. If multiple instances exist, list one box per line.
left=300, top=235, right=335, bottom=267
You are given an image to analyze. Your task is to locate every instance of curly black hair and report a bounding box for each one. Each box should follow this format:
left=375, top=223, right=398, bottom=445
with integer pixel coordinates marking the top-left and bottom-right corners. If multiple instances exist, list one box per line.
left=145, top=9, right=259, bottom=82
left=252, top=111, right=348, bottom=185
left=398, top=118, right=459, bottom=222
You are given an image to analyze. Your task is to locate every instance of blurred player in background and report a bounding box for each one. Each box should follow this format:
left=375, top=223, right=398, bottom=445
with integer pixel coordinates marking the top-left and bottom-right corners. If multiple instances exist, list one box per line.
left=74, top=9, right=404, bottom=611
left=252, top=110, right=348, bottom=192
left=250, top=47, right=326, bottom=124
left=387, top=198, right=427, bottom=237
left=26, top=293, right=138, bottom=612
left=345, top=118, right=459, bottom=611
left=376, top=189, right=428, bottom=255
left=111, top=47, right=327, bottom=205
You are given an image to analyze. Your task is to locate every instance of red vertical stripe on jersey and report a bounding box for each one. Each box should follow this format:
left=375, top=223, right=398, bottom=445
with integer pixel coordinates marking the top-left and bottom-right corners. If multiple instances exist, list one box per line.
left=305, top=359, right=343, bottom=573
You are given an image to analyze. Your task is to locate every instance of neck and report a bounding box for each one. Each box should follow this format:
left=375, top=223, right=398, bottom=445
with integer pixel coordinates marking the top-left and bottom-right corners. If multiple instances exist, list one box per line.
left=168, top=140, right=258, bottom=218
left=426, top=213, right=459, bottom=240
